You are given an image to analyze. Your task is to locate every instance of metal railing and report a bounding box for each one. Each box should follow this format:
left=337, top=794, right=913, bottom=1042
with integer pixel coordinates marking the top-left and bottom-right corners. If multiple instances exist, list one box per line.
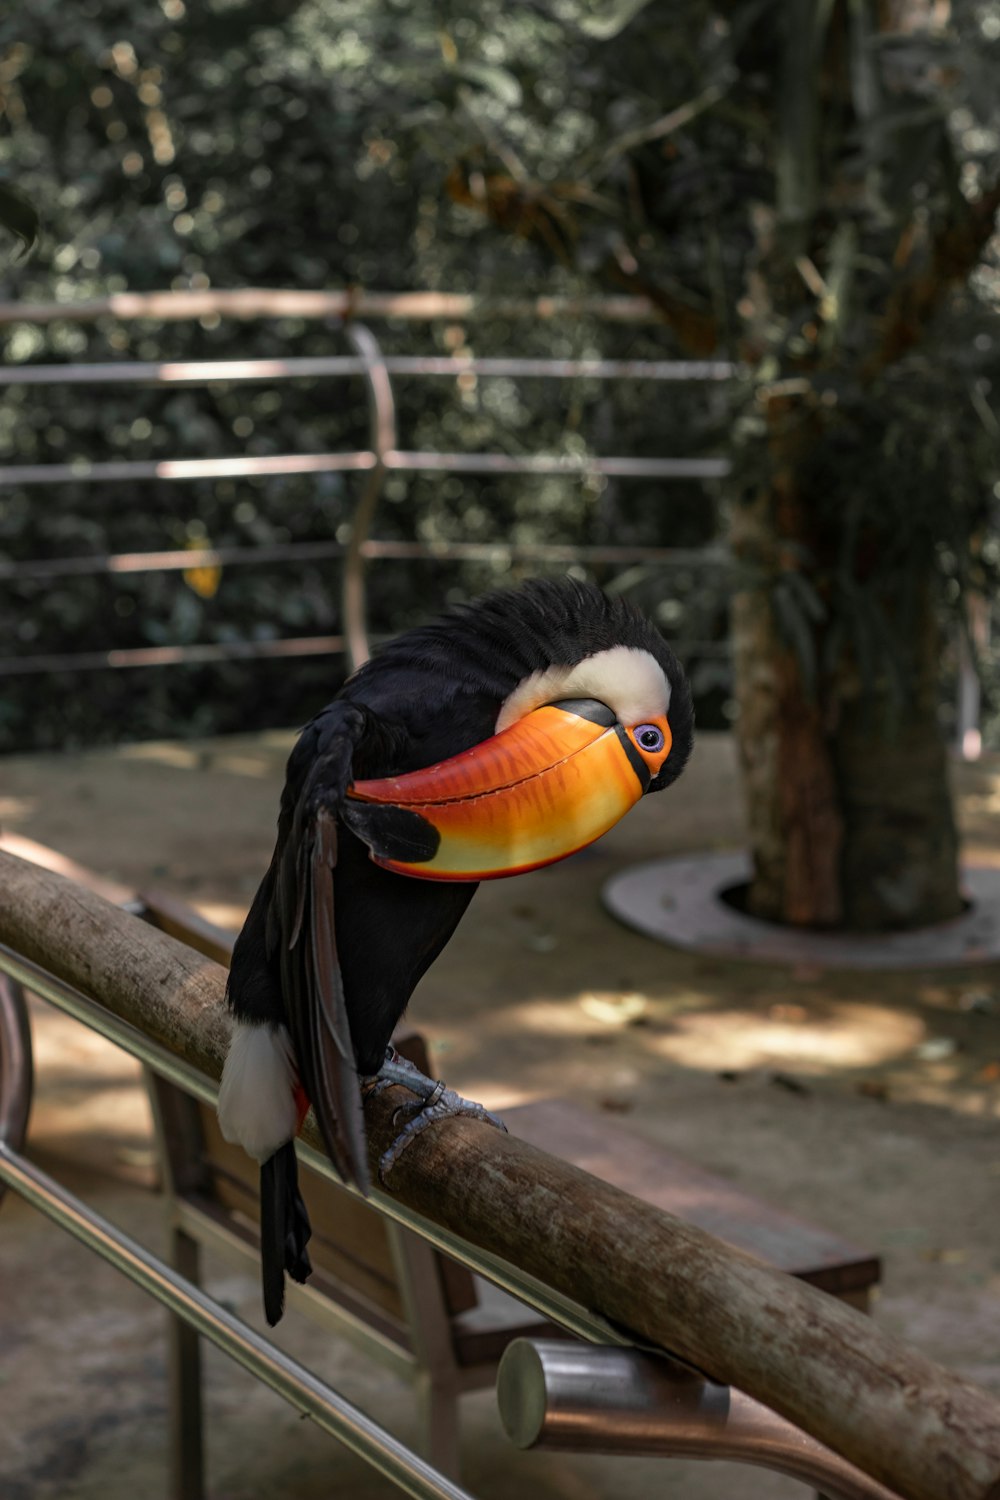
left=7, top=964, right=894, bottom=1500
left=2, top=287, right=984, bottom=747
left=0, top=288, right=733, bottom=678
left=3, top=883, right=968, bottom=1500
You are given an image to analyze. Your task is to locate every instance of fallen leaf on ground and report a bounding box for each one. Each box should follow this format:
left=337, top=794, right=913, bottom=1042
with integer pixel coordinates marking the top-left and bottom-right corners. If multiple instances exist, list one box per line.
left=525, top=933, right=558, bottom=953
left=916, top=1037, right=959, bottom=1061
left=855, top=1079, right=891, bottom=1102
left=959, top=990, right=998, bottom=1014
left=791, top=964, right=824, bottom=982
left=769, top=1072, right=811, bottom=1095
left=581, top=991, right=647, bottom=1024
left=768, top=1003, right=808, bottom=1023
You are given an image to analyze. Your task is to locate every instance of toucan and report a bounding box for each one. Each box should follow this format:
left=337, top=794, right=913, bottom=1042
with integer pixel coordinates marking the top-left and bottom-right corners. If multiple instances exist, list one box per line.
left=218, top=577, right=693, bottom=1323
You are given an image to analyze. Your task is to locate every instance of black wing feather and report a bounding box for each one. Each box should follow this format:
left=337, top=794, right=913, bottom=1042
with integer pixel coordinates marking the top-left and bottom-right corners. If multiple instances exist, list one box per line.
left=269, top=703, right=377, bottom=1192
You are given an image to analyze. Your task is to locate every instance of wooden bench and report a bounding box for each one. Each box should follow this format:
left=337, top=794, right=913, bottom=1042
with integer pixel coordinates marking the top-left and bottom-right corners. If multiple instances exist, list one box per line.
left=137, top=887, right=881, bottom=1496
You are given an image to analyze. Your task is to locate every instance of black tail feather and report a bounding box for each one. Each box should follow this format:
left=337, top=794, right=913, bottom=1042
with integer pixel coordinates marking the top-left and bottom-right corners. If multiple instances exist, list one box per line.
left=260, top=1140, right=313, bottom=1326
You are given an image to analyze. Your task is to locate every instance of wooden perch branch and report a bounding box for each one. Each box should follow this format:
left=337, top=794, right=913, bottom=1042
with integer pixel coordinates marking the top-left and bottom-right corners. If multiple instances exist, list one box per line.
left=2, top=850, right=999, bottom=1500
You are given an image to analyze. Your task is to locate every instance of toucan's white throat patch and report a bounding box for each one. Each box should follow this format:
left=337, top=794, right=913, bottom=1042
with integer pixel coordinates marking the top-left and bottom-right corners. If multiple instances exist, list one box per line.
left=218, top=1021, right=299, bottom=1162
left=497, top=646, right=670, bottom=733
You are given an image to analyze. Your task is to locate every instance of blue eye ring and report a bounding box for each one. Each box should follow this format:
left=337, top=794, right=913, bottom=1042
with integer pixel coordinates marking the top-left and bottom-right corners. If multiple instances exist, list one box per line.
left=635, top=723, right=665, bottom=753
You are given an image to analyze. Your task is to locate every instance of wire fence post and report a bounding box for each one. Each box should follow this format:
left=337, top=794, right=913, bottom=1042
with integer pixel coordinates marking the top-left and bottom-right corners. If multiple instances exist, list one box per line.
left=341, top=321, right=397, bottom=671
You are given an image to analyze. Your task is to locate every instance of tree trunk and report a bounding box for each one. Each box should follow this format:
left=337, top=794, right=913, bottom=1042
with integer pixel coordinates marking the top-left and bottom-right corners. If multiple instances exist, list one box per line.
left=730, top=491, right=845, bottom=928
left=730, top=467, right=962, bottom=933
left=833, top=596, right=962, bottom=931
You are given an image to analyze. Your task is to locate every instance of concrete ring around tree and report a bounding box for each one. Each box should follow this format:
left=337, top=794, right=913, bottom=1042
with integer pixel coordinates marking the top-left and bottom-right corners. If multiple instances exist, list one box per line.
left=602, top=851, right=1000, bottom=970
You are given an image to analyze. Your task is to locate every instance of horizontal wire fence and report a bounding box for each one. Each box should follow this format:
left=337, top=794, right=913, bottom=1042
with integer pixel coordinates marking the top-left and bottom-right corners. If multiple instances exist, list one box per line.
left=0, top=288, right=677, bottom=325
left=0, top=287, right=985, bottom=752
left=0, top=288, right=734, bottom=679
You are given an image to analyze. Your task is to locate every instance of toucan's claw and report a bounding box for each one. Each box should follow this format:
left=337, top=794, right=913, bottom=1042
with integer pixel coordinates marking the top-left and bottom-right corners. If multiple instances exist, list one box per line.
left=364, top=1049, right=506, bottom=1185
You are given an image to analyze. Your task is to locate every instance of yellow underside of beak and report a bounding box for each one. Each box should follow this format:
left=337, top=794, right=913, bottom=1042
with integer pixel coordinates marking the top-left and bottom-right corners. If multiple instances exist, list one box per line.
left=343, top=702, right=649, bottom=881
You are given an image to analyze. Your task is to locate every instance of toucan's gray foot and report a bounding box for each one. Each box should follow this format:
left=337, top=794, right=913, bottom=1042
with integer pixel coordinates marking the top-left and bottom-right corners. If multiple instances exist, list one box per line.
left=363, top=1048, right=506, bottom=1184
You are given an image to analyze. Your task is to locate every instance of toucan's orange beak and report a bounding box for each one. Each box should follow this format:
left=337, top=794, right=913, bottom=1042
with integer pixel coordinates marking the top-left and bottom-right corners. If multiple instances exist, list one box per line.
left=341, top=699, right=672, bottom=881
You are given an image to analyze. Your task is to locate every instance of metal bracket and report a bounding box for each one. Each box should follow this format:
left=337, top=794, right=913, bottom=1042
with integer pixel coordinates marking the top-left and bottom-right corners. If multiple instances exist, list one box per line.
left=497, top=1339, right=902, bottom=1500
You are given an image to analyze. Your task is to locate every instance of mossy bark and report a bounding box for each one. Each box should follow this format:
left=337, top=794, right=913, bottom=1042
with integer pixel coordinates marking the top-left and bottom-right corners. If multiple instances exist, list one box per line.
left=730, top=556, right=844, bottom=926
left=833, top=613, right=962, bottom=932
left=730, top=477, right=961, bottom=932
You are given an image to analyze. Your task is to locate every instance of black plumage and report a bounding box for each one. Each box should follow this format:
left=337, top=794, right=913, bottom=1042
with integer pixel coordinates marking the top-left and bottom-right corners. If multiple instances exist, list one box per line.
left=224, top=577, right=693, bottom=1322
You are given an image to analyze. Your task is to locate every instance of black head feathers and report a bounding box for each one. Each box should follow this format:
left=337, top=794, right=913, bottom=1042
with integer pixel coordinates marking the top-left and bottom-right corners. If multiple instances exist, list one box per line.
left=356, top=576, right=693, bottom=791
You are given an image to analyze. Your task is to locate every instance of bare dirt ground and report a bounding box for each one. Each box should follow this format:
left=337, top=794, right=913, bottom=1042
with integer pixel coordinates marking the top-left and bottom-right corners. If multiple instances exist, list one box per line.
left=1, top=729, right=998, bottom=1499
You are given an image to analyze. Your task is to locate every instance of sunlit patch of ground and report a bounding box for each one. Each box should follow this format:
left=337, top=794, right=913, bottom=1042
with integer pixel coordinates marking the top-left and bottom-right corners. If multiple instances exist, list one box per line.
left=492, top=990, right=924, bottom=1072
left=22, top=999, right=156, bottom=1185
left=116, top=737, right=291, bottom=779
left=114, top=741, right=209, bottom=770
left=642, top=1000, right=926, bottom=1073
left=191, top=899, right=252, bottom=930
left=0, top=795, right=37, bottom=821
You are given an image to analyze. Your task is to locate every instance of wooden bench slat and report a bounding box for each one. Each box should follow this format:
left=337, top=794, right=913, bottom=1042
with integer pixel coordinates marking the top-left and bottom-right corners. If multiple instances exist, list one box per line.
left=504, top=1099, right=881, bottom=1298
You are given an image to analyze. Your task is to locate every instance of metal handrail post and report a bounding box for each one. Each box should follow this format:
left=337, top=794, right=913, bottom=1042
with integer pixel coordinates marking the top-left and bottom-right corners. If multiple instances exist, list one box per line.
left=0, top=1139, right=475, bottom=1500
left=497, top=1340, right=902, bottom=1500
left=341, top=322, right=397, bottom=670
left=0, top=941, right=634, bottom=1350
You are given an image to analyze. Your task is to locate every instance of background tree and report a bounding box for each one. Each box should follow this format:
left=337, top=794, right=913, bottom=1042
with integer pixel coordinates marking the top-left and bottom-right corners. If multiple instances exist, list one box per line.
left=414, top=0, right=1000, bottom=931
left=724, top=0, right=1000, bottom=932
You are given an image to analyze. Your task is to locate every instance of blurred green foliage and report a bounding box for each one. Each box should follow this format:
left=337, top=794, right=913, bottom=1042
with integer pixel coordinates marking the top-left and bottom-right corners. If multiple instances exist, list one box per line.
left=0, top=180, right=38, bottom=259
left=0, top=0, right=730, bottom=751
left=1, top=0, right=998, bottom=752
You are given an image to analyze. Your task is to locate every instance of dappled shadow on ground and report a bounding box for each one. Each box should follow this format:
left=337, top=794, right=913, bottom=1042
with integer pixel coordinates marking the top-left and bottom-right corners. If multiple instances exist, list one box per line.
left=416, top=823, right=1000, bottom=1124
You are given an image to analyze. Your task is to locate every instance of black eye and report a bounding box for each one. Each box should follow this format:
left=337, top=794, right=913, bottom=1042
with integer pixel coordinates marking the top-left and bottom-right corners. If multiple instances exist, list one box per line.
left=635, top=724, right=664, bottom=752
